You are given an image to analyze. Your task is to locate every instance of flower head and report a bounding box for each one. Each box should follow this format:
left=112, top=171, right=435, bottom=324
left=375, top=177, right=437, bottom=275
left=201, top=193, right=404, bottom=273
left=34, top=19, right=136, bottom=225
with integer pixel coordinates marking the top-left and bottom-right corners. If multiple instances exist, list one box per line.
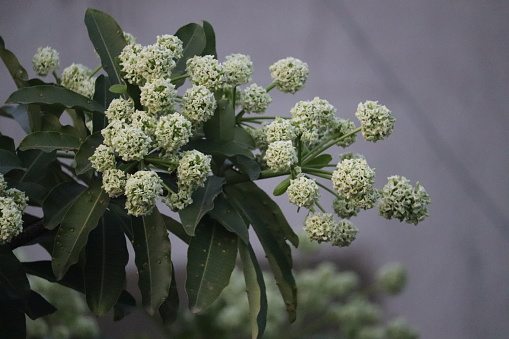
left=123, top=32, right=137, bottom=45
left=287, top=176, right=320, bottom=208
left=186, top=55, right=222, bottom=89
left=304, top=212, right=336, bottom=243
left=140, top=77, right=177, bottom=114
left=124, top=171, right=163, bottom=216
left=102, top=169, right=128, bottom=198
left=154, top=113, right=192, bottom=153
left=290, top=97, right=336, bottom=146
left=330, top=117, right=357, bottom=148
left=378, top=175, right=430, bottom=225
left=263, top=117, right=297, bottom=143
left=222, top=53, right=253, bottom=87
left=131, top=110, right=157, bottom=137
left=240, top=84, right=272, bottom=114
left=119, top=43, right=145, bottom=85
left=180, top=85, right=217, bottom=127
left=355, top=100, right=395, bottom=142
left=89, top=144, right=116, bottom=173
left=61, top=63, right=95, bottom=98
left=269, top=57, right=309, bottom=93
left=330, top=219, right=358, bottom=247
left=32, top=46, right=59, bottom=76
left=4, top=188, right=28, bottom=211
left=103, top=121, right=152, bottom=162
left=0, top=196, right=23, bottom=244
left=177, top=150, right=212, bottom=193
left=332, top=158, right=375, bottom=199
left=105, top=97, right=136, bottom=123
left=333, top=196, right=360, bottom=219
left=264, top=140, right=297, bottom=172
left=156, top=34, right=183, bottom=59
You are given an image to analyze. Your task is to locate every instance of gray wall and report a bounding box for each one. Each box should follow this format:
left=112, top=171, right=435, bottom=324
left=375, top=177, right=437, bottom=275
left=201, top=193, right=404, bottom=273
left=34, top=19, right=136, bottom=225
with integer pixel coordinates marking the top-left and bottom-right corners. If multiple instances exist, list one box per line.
left=1, top=1, right=508, bottom=338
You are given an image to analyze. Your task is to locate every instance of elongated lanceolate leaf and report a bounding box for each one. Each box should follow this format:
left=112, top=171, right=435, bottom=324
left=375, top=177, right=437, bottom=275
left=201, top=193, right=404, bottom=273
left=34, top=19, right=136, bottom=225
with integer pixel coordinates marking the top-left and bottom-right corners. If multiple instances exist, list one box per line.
left=0, top=246, right=30, bottom=301
left=84, top=210, right=128, bottom=315
left=209, top=193, right=249, bottom=244
left=179, top=176, right=225, bottom=236
left=203, top=99, right=235, bottom=142
left=239, top=241, right=267, bottom=339
left=43, top=182, right=87, bottom=230
left=52, top=180, right=110, bottom=280
left=131, top=207, right=172, bottom=315
left=0, top=149, right=24, bottom=174
left=16, top=149, right=55, bottom=183
left=173, top=23, right=206, bottom=86
left=225, top=182, right=298, bottom=322
left=0, top=36, right=28, bottom=88
left=19, top=131, right=81, bottom=153
left=186, top=218, right=238, bottom=313
left=7, top=85, right=104, bottom=113
left=85, top=9, right=126, bottom=86
left=74, top=132, right=104, bottom=175
left=158, top=265, right=179, bottom=327
left=201, top=21, right=217, bottom=57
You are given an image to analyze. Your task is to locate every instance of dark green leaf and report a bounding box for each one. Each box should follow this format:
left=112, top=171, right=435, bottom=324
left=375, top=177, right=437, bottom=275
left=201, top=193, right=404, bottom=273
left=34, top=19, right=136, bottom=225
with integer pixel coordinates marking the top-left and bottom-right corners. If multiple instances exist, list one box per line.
left=74, top=132, right=104, bottom=175
left=43, top=182, right=87, bottom=230
left=162, top=214, right=190, bottom=244
left=204, top=99, right=235, bottom=142
left=209, top=194, right=249, bottom=244
left=113, top=290, right=137, bottom=321
left=0, top=149, right=24, bottom=174
left=224, top=182, right=298, bottom=322
left=0, top=298, right=26, bottom=339
left=108, top=201, right=133, bottom=240
left=186, top=218, right=238, bottom=313
left=16, top=149, right=56, bottom=183
left=109, top=84, right=127, bottom=94
left=303, top=153, right=333, bottom=167
left=65, top=109, right=89, bottom=140
left=131, top=207, right=172, bottom=315
left=234, top=126, right=256, bottom=149
left=84, top=9, right=127, bottom=85
left=19, top=131, right=81, bottom=153
left=239, top=240, right=267, bottom=339
left=159, top=265, right=179, bottom=327
left=84, top=210, right=128, bottom=315
left=0, top=36, right=28, bottom=88
left=186, top=140, right=254, bottom=159
left=12, top=182, right=47, bottom=206
left=202, top=21, right=217, bottom=57
left=231, top=155, right=260, bottom=180
left=179, top=176, right=225, bottom=236
left=52, top=180, right=110, bottom=280
left=173, top=23, right=206, bottom=87
left=2, top=105, right=31, bottom=134
left=93, top=75, right=116, bottom=132
left=23, top=291, right=56, bottom=320
left=7, top=85, right=105, bottom=113
left=0, top=245, right=30, bottom=300
left=40, top=114, right=80, bottom=137
left=0, top=134, right=15, bottom=153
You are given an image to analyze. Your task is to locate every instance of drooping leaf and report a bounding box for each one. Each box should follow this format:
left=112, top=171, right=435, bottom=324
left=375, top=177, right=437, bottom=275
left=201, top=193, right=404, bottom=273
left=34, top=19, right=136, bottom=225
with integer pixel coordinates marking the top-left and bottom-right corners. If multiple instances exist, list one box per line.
left=19, top=131, right=81, bottom=153
left=303, top=153, right=333, bottom=167
left=0, top=149, right=24, bottom=174
left=7, top=85, right=105, bottom=113
left=231, top=155, right=260, bottom=180
left=203, top=99, right=235, bottom=142
left=179, top=176, right=225, bottom=236
left=23, top=291, right=56, bottom=320
left=0, top=36, right=28, bottom=88
left=73, top=132, right=104, bottom=175
left=239, top=240, right=267, bottom=339
left=52, top=180, right=110, bottom=280
left=224, top=182, right=298, bottom=322
left=173, top=23, right=206, bottom=87
left=84, top=210, right=128, bottom=316
left=202, top=21, right=217, bottom=57
left=158, top=265, right=179, bottom=327
left=84, top=9, right=127, bottom=85
left=0, top=245, right=30, bottom=301
left=162, top=214, right=190, bottom=245
left=16, top=149, right=56, bottom=183
left=43, top=182, right=87, bottom=229
left=186, top=218, right=238, bottom=313
left=131, top=207, right=172, bottom=315
left=209, top=193, right=249, bottom=244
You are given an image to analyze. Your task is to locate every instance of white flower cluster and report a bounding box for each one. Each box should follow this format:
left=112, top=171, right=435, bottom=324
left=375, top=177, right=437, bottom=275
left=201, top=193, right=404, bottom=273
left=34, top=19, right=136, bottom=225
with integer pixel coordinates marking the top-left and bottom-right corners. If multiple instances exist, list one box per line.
left=104, top=97, right=136, bottom=122
left=124, top=171, right=163, bottom=216
left=264, top=140, right=297, bottom=172
left=102, top=121, right=152, bottom=162
left=286, top=175, right=320, bottom=208
left=180, top=85, right=217, bottom=127
left=269, top=57, right=309, bottom=93
left=89, top=144, right=116, bottom=173
left=119, top=35, right=183, bottom=85
left=186, top=55, right=222, bottom=89
left=378, top=175, right=430, bottom=225
left=330, top=117, right=357, bottom=148
left=0, top=174, right=28, bottom=244
left=155, top=113, right=192, bottom=153
left=165, top=150, right=211, bottom=211
left=333, top=196, right=360, bottom=219
left=61, top=63, right=96, bottom=98
left=102, top=169, right=128, bottom=198
left=355, top=100, right=395, bottom=142
left=140, top=77, right=177, bottom=114
left=32, top=46, right=59, bottom=76
left=290, top=97, right=336, bottom=146
left=222, top=53, right=253, bottom=87
left=263, top=117, right=296, bottom=143
left=240, top=84, right=272, bottom=114
left=332, top=158, right=375, bottom=200
left=303, top=212, right=358, bottom=247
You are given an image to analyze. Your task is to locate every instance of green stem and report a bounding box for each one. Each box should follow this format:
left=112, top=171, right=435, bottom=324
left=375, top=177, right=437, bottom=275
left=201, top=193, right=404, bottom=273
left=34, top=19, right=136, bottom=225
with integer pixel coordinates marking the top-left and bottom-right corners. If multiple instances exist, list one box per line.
left=315, top=201, right=326, bottom=213
left=303, top=126, right=362, bottom=162
left=161, top=181, right=175, bottom=195
left=52, top=71, right=61, bottom=84
left=240, top=116, right=287, bottom=121
left=302, top=167, right=333, bottom=176
left=315, top=180, right=340, bottom=198
left=259, top=169, right=290, bottom=180
left=171, top=73, right=190, bottom=83
left=265, top=82, right=277, bottom=92
left=235, top=109, right=247, bottom=122
left=89, top=64, right=102, bottom=78
left=232, top=87, right=237, bottom=112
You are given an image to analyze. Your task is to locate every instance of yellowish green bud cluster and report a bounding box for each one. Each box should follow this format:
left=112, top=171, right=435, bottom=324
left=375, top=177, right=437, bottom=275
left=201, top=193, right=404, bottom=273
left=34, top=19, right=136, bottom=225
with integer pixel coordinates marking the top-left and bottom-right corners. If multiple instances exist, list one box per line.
left=140, top=77, right=177, bottom=114
left=89, top=144, right=116, bottom=173
left=263, top=117, right=296, bottom=143
left=154, top=113, right=192, bottom=153
left=101, top=169, right=128, bottom=198
left=290, top=96, right=336, bottom=146
left=355, top=100, right=395, bottom=142
left=105, top=97, right=136, bottom=122
left=304, top=212, right=358, bottom=247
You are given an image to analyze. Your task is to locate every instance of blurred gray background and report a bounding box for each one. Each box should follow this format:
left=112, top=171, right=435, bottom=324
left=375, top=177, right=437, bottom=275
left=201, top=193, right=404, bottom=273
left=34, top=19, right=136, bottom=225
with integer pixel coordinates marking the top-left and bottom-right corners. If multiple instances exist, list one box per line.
left=1, top=1, right=508, bottom=338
